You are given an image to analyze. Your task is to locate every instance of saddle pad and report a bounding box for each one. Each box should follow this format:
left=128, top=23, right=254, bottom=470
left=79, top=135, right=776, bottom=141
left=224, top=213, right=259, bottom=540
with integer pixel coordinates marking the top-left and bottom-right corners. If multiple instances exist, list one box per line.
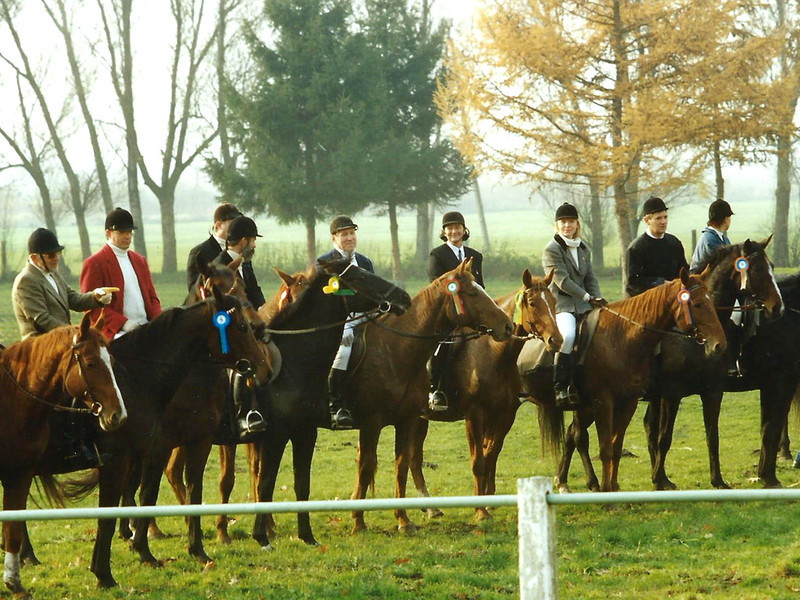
left=516, top=307, right=602, bottom=375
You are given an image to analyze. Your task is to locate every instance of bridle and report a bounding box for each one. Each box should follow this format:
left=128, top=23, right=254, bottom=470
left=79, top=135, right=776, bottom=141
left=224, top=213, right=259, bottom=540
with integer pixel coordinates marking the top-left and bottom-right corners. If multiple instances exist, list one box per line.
left=511, top=286, right=555, bottom=341
left=0, top=341, right=105, bottom=415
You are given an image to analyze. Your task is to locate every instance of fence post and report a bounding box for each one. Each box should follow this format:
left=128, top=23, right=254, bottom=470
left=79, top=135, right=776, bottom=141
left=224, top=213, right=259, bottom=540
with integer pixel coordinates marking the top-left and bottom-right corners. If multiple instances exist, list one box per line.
left=517, top=477, right=557, bottom=600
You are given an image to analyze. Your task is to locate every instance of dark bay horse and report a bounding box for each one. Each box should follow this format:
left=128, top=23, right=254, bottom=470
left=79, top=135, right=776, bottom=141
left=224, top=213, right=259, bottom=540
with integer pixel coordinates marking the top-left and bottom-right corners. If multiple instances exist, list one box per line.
left=644, top=239, right=783, bottom=490
left=1, top=313, right=127, bottom=598
left=528, top=269, right=726, bottom=492
left=243, top=259, right=411, bottom=549
left=555, top=240, right=783, bottom=493
left=56, top=286, right=269, bottom=589
left=343, top=259, right=513, bottom=534
left=416, top=268, right=562, bottom=520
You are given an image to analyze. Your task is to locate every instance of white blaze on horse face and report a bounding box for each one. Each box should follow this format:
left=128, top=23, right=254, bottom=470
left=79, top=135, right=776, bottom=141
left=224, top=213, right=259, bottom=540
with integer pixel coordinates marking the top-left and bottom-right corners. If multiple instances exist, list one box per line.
left=768, top=263, right=784, bottom=305
left=540, top=291, right=556, bottom=324
left=4, top=551, right=20, bottom=589
left=100, top=346, right=127, bottom=428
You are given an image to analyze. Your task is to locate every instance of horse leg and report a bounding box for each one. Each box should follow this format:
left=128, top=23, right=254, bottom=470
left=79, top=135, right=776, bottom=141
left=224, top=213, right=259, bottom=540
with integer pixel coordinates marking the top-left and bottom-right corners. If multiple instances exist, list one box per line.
left=131, top=452, right=171, bottom=566
left=408, top=418, right=443, bottom=519
left=351, top=423, right=381, bottom=534
left=252, top=434, right=288, bottom=549
left=92, top=456, right=128, bottom=589
left=465, top=414, right=490, bottom=520
left=151, top=448, right=189, bottom=541
left=247, top=442, right=276, bottom=539
left=290, top=427, right=320, bottom=545
left=393, top=419, right=417, bottom=534
left=651, top=397, right=682, bottom=491
left=479, top=409, right=516, bottom=517
left=117, top=458, right=140, bottom=540
left=216, top=444, right=236, bottom=544
left=700, top=388, right=729, bottom=489
left=3, top=473, right=34, bottom=598
left=779, top=415, right=793, bottom=461
left=563, top=408, right=599, bottom=492
left=2, top=522, right=40, bottom=568
left=759, top=379, right=795, bottom=487
left=183, top=441, right=214, bottom=564
left=608, top=400, right=639, bottom=492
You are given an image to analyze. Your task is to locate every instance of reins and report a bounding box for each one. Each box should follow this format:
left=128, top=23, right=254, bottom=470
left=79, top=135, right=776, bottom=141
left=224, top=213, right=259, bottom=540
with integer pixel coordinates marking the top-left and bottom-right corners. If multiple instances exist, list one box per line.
left=363, top=312, right=490, bottom=341
left=261, top=304, right=391, bottom=336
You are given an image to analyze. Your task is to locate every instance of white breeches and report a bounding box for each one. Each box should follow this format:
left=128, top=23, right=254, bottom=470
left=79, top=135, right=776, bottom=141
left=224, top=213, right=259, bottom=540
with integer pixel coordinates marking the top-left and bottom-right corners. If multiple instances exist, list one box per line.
left=731, top=299, right=742, bottom=326
left=332, top=342, right=352, bottom=371
left=556, top=312, right=577, bottom=354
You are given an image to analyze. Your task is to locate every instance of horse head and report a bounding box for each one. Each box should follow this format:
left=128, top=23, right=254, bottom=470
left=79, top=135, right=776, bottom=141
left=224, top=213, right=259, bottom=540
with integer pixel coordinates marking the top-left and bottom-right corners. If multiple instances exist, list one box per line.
left=517, top=267, right=562, bottom=352
left=66, top=311, right=127, bottom=431
left=208, top=283, right=269, bottom=382
left=318, top=258, right=411, bottom=315
left=195, top=257, right=267, bottom=338
left=439, top=258, right=512, bottom=342
left=674, top=268, right=727, bottom=357
left=738, top=236, right=784, bottom=319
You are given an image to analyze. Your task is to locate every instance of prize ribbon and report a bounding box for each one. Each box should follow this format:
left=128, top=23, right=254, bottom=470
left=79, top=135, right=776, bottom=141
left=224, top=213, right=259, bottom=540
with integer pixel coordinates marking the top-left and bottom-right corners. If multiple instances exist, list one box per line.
left=677, top=288, right=693, bottom=325
left=445, top=278, right=465, bottom=315
left=735, top=256, right=749, bottom=291
left=213, top=310, right=231, bottom=354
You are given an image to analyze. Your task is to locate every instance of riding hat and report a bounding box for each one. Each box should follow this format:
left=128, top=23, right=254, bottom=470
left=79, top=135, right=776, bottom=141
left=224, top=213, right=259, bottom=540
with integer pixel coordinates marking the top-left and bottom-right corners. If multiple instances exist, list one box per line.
left=227, top=216, right=261, bottom=242
left=708, top=199, right=734, bottom=222
left=330, top=215, right=358, bottom=235
left=214, top=203, right=242, bottom=223
left=555, top=203, right=579, bottom=220
left=28, top=228, right=64, bottom=254
left=105, top=207, right=137, bottom=231
left=442, top=211, right=466, bottom=227
left=642, top=196, right=668, bottom=216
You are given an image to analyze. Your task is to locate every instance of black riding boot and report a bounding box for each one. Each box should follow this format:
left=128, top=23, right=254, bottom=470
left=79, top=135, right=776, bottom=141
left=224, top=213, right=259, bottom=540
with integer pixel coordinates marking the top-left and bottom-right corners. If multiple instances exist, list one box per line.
left=553, top=352, right=580, bottom=410
left=233, top=372, right=266, bottom=440
left=328, top=368, right=353, bottom=430
left=725, top=322, right=745, bottom=378
left=427, top=342, right=450, bottom=412
left=58, top=413, right=101, bottom=473
left=641, top=354, right=662, bottom=403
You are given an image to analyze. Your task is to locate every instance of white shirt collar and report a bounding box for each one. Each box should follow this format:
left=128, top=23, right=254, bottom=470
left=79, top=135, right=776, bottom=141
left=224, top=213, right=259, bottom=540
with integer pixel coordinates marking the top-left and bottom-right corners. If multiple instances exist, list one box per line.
left=446, top=242, right=464, bottom=259
left=645, top=230, right=666, bottom=240
left=213, top=234, right=226, bottom=250
left=227, top=248, right=241, bottom=261
left=107, top=240, right=129, bottom=257
left=707, top=226, right=726, bottom=240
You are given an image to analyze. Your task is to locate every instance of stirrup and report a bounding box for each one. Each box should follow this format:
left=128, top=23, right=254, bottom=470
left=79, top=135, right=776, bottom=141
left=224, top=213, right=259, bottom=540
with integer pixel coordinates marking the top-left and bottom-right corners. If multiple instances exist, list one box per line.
left=330, top=408, right=353, bottom=430
left=428, top=389, right=449, bottom=412
left=554, top=386, right=580, bottom=410
left=238, top=410, right=266, bottom=434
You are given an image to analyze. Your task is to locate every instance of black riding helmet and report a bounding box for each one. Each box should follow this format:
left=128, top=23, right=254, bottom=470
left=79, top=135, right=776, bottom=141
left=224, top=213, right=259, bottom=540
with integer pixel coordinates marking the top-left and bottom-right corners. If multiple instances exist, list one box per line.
left=28, top=228, right=65, bottom=254
left=105, top=207, right=137, bottom=231
left=440, top=211, right=470, bottom=241
left=227, top=216, right=262, bottom=243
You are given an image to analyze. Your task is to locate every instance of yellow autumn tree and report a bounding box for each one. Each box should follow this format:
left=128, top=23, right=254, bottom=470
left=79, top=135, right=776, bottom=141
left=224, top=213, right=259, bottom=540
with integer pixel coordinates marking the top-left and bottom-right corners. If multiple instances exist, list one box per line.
left=438, top=0, right=782, bottom=272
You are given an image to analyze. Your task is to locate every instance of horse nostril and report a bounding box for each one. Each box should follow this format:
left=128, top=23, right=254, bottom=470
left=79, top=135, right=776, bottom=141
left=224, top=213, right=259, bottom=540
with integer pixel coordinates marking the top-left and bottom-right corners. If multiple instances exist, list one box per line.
left=504, top=322, right=513, bottom=337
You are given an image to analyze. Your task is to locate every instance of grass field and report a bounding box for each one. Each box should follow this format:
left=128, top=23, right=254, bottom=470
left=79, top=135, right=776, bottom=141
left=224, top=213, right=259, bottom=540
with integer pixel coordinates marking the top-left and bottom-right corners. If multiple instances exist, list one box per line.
left=5, top=231, right=800, bottom=598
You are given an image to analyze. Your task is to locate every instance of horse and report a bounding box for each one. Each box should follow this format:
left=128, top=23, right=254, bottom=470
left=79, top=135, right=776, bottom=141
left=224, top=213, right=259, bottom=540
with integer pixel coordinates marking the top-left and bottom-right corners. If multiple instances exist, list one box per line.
left=221, top=259, right=411, bottom=549
left=1, top=313, right=127, bottom=598
left=527, top=268, right=726, bottom=492
left=644, top=239, right=783, bottom=490
left=39, top=285, right=270, bottom=589
left=554, top=240, right=783, bottom=493
left=328, top=259, right=514, bottom=535
left=413, top=268, right=562, bottom=521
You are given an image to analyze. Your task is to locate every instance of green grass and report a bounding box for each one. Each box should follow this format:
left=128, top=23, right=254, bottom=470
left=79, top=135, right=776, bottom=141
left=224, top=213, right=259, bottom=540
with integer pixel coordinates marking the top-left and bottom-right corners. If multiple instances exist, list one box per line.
left=5, top=259, right=800, bottom=599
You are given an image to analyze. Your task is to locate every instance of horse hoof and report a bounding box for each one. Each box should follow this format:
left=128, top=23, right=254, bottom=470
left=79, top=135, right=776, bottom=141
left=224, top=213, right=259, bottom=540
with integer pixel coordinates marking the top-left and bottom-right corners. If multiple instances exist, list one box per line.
left=260, top=544, right=275, bottom=552
left=96, top=576, right=118, bottom=589
left=148, top=526, right=166, bottom=540
left=20, top=555, right=41, bottom=568
left=398, top=522, right=417, bottom=536
left=655, top=480, right=678, bottom=491
left=217, top=534, right=232, bottom=545
left=202, top=560, right=216, bottom=572
left=351, top=524, right=367, bottom=536
left=475, top=509, right=493, bottom=521
left=425, top=508, right=444, bottom=519
left=300, top=536, right=320, bottom=547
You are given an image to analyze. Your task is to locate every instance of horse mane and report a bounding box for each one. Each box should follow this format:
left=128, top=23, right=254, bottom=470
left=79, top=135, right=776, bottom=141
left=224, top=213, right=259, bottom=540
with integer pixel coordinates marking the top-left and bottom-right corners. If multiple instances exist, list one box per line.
left=602, top=279, right=679, bottom=341
left=692, top=242, right=743, bottom=274
left=2, top=325, right=77, bottom=366
left=778, top=272, right=800, bottom=307
left=111, top=302, right=209, bottom=354
left=266, top=264, right=325, bottom=329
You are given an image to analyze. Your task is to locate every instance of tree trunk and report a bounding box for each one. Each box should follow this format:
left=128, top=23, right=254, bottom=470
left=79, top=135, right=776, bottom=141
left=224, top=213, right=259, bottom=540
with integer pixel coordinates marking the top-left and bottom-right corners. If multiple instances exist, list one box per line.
left=774, top=132, right=791, bottom=267
left=305, top=214, right=317, bottom=265
left=713, top=140, right=724, bottom=201
left=473, top=178, right=491, bottom=253
left=414, top=203, right=429, bottom=262
left=388, top=200, right=402, bottom=280
left=589, top=179, right=604, bottom=270
left=158, top=189, right=177, bottom=273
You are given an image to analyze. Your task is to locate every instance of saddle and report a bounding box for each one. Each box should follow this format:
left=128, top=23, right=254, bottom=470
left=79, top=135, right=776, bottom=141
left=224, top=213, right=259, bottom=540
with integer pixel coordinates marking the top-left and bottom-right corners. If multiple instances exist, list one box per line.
left=517, top=308, right=602, bottom=376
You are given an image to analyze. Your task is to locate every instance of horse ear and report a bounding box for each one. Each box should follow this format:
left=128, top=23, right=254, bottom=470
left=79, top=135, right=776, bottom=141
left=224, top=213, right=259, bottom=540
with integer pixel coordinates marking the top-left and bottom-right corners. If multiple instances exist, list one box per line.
left=679, top=266, right=691, bottom=286
left=229, top=256, right=243, bottom=271
left=759, top=234, right=773, bottom=249
left=78, top=311, right=92, bottom=340
left=210, top=282, right=226, bottom=306
left=544, top=267, right=555, bottom=286
left=522, top=268, right=533, bottom=288
left=462, top=256, right=473, bottom=272
left=274, top=266, right=295, bottom=286
left=695, top=264, right=712, bottom=282
left=742, top=238, right=754, bottom=254
left=92, top=308, right=106, bottom=333
left=196, top=254, right=212, bottom=279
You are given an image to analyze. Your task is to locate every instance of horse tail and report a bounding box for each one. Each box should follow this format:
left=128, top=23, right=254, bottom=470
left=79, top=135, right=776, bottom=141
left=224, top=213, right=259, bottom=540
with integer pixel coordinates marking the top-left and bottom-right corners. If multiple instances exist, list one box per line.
left=537, top=403, right=564, bottom=458
left=62, top=469, right=100, bottom=503
left=31, top=474, right=66, bottom=508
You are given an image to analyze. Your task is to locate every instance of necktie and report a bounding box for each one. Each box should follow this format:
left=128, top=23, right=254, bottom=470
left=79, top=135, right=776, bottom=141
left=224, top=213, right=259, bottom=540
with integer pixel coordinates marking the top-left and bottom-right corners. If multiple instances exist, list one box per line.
left=459, top=248, right=464, bottom=262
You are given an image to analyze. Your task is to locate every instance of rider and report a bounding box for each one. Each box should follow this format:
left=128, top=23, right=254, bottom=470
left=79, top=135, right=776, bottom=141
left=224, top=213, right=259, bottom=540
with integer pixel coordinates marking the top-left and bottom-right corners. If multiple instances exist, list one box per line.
left=186, top=203, right=242, bottom=291
left=542, top=202, right=606, bottom=409
left=217, top=215, right=268, bottom=437
left=317, top=215, right=375, bottom=430
left=13, top=228, right=113, bottom=470
left=690, top=199, right=745, bottom=376
left=80, top=207, right=162, bottom=341
left=625, top=196, right=689, bottom=401
left=426, top=211, right=484, bottom=412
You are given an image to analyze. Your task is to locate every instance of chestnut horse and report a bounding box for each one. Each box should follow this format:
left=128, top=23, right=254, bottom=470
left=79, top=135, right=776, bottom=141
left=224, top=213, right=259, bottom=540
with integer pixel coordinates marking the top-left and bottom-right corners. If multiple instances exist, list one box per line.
left=527, top=269, right=726, bottom=492
left=344, top=259, right=513, bottom=534
left=415, top=268, right=563, bottom=520
left=1, top=313, right=127, bottom=598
